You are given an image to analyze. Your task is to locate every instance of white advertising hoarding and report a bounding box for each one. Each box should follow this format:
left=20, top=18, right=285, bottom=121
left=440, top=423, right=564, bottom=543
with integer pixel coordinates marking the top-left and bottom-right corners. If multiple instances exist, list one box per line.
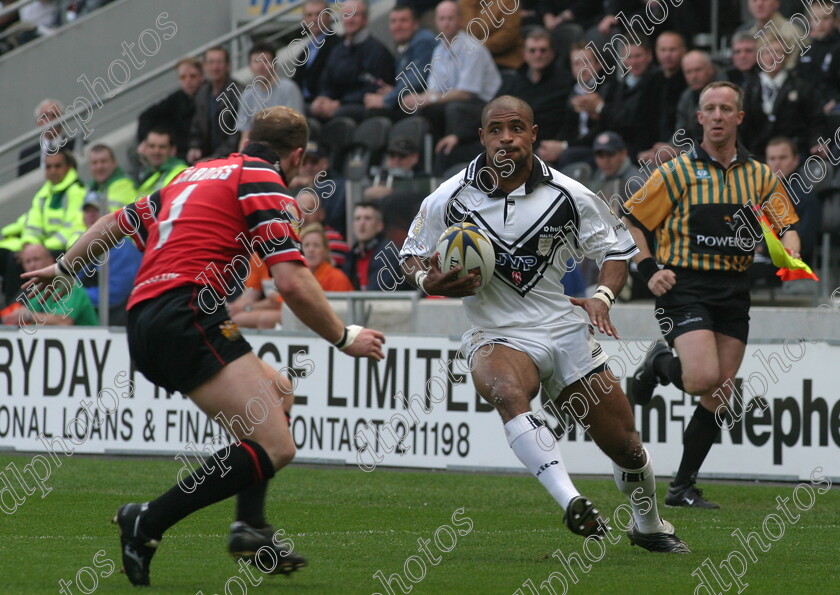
left=0, top=328, right=837, bottom=481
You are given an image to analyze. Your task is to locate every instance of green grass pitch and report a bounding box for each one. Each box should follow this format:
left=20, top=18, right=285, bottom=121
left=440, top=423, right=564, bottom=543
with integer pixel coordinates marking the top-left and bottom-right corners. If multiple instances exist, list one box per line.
left=1, top=455, right=837, bottom=594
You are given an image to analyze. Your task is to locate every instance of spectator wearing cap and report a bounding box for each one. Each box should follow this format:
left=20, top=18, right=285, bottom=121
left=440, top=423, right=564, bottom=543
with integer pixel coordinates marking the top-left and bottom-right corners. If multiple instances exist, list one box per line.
left=236, top=43, right=304, bottom=148
left=18, top=98, right=78, bottom=177
left=588, top=132, right=644, bottom=210
left=365, top=136, right=430, bottom=200
left=135, top=127, right=189, bottom=197
left=289, top=141, right=348, bottom=235
left=86, top=144, right=137, bottom=212
left=136, top=57, right=204, bottom=162
left=78, top=193, right=142, bottom=326
left=497, top=27, right=573, bottom=142
left=364, top=4, right=435, bottom=118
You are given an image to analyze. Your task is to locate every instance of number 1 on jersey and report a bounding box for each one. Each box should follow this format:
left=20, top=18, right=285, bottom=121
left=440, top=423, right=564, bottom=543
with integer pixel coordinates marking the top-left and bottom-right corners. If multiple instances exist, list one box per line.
left=155, top=183, right=198, bottom=249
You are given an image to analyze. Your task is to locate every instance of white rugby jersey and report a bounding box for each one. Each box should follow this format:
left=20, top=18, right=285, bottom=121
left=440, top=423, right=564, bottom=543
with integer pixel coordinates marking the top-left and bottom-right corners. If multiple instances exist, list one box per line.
left=400, top=154, right=638, bottom=329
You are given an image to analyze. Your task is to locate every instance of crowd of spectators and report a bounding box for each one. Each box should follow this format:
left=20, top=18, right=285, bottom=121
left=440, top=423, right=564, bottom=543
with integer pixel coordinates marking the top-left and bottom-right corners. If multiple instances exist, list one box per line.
left=0, top=0, right=115, bottom=55
left=3, top=0, right=839, bottom=327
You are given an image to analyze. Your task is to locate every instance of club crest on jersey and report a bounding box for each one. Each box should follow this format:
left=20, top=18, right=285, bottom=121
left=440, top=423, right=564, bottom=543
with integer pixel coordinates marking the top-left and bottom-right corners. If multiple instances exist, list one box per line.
left=695, top=168, right=711, bottom=179
left=220, top=320, right=242, bottom=341
left=512, top=271, right=522, bottom=285
left=537, top=234, right=553, bottom=256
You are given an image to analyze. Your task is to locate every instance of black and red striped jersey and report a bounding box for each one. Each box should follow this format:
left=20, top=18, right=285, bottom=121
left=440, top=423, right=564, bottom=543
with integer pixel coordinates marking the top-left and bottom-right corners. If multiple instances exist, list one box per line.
left=115, top=151, right=305, bottom=309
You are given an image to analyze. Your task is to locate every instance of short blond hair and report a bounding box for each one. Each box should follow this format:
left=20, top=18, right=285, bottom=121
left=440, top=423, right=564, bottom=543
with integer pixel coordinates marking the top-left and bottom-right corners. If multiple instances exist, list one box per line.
left=299, top=222, right=332, bottom=264
left=250, top=106, right=308, bottom=158
left=699, top=81, right=744, bottom=112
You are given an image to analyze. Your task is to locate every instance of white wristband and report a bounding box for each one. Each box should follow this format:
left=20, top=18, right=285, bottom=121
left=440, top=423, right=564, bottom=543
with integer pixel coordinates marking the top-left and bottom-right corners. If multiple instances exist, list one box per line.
left=595, top=285, right=615, bottom=303
left=592, top=292, right=612, bottom=310
left=336, top=324, right=363, bottom=351
left=415, top=270, right=429, bottom=294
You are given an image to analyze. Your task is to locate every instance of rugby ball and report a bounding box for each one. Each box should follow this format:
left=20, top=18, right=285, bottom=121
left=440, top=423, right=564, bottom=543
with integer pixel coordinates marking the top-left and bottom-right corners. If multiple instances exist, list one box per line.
left=436, top=222, right=496, bottom=290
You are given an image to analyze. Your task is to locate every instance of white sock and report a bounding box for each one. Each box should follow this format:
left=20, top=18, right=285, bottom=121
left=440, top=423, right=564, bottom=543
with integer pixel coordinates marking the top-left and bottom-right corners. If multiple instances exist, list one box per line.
left=505, top=412, right=579, bottom=510
left=612, top=448, right=663, bottom=533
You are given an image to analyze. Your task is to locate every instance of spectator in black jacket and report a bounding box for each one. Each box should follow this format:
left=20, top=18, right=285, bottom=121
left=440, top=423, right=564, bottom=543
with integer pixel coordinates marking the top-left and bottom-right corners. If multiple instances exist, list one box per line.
left=186, top=47, right=244, bottom=164
left=136, top=57, right=203, bottom=161
left=742, top=38, right=825, bottom=157
left=18, top=99, right=76, bottom=177
left=536, top=42, right=616, bottom=167
left=292, top=0, right=341, bottom=105
left=725, top=31, right=760, bottom=90
left=794, top=2, right=840, bottom=112
left=600, top=37, right=657, bottom=161
left=310, top=0, right=395, bottom=122
left=497, top=27, right=573, bottom=142
left=637, top=31, right=686, bottom=165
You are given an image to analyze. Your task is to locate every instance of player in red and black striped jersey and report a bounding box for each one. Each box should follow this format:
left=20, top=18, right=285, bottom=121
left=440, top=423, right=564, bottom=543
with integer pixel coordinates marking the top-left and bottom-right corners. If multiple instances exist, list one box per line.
left=22, top=106, right=385, bottom=587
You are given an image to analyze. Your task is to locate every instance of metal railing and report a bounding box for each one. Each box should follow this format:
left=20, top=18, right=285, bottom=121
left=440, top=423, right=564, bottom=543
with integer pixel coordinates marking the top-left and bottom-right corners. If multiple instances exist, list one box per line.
left=0, top=0, right=307, bottom=177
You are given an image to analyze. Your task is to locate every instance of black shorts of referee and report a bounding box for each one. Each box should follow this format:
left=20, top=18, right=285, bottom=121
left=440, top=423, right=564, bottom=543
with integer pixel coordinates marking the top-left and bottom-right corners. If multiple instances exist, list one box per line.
left=127, top=286, right=252, bottom=394
left=654, top=267, right=750, bottom=346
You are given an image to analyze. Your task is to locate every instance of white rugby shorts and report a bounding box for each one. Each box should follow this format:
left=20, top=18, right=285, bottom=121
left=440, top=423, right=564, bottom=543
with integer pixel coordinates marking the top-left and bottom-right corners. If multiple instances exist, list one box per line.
left=462, top=320, right=609, bottom=397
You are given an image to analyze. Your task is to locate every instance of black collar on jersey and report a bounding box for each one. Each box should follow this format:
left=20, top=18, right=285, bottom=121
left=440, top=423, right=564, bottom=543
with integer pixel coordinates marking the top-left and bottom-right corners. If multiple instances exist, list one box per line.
left=242, top=142, right=289, bottom=185
left=692, top=141, right=752, bottom=169
left=463, top=153, right=552, bottom=198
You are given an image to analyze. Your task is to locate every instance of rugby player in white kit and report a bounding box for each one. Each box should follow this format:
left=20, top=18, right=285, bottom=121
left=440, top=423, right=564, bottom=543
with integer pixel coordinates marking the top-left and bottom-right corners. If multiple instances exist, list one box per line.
left=400, top=96, right=689, bottom=553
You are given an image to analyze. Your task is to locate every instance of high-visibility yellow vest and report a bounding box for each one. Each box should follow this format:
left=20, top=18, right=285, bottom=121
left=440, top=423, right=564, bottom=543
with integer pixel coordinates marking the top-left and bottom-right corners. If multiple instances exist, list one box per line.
left=18, top=169, right=88, bottom=251
left=87, top=167, right=138, bottom=212
left=136, top=157, right=188, bottom=197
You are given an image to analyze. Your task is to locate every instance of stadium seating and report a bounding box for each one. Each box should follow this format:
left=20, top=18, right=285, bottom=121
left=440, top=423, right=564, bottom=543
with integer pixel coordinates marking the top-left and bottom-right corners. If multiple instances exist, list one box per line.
left=389, top=115, right=432, bottom=175
left=343, top=116, right=392, bottom=181
left=321, top=116, right=357, bottom=174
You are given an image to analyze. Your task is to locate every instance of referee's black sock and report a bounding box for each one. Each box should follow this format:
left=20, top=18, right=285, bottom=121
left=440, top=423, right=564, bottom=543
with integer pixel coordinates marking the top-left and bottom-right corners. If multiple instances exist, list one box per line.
left=141, top=439, right=275, bottom=539
left=672, top=404, right=720, bottom=486
left=236, top=480, right=269, bottom=528
left=652, top=352, right=686, bottom=392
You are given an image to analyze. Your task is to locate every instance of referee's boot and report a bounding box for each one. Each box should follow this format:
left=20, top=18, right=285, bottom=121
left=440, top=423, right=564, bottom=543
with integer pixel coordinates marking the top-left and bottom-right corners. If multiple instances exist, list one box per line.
left=628, top=341, right=671, bottom=406
left=665, top=476, right=720, bottom=509
left=228, top=521, right=308, bottom=575
left=112, top=502, right=160, bottom=586
left=564, top=495, right=610, bottom=539
left=627, top=518, right=691, bottom=553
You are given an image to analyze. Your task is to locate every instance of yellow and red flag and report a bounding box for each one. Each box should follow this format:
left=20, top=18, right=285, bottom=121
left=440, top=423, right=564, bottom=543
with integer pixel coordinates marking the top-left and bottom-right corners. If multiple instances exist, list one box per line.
left=754, top=206, right=819, bottom=281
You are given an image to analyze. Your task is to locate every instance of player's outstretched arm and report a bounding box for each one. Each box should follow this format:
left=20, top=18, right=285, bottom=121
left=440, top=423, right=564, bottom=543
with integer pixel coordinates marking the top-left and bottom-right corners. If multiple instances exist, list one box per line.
left=21, top=211, right=126, bottom=297
left=270, top=261, right=385, bottom=360
left=569, top=259, right=628, bottom=339
left=401, top=254, right=480, bottom=298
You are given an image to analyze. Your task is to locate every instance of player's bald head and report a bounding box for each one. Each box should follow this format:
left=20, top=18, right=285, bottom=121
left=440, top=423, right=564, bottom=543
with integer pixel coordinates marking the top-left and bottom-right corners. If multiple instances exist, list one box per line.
left=481, top=96, right=534, bottom=128
left=250, top=105, right=309, bottom=157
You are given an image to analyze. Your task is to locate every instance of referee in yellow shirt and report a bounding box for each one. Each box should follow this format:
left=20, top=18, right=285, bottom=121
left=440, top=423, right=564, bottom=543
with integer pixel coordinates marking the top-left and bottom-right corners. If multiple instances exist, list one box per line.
left=622, top=81, right=800, bottom=508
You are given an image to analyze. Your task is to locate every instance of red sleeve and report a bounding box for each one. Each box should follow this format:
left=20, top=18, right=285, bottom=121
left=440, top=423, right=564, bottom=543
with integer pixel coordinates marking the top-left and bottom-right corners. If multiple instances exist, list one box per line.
left=114, top=191, right=161, bottom=252
left=237, top=159, right=305, bottom=267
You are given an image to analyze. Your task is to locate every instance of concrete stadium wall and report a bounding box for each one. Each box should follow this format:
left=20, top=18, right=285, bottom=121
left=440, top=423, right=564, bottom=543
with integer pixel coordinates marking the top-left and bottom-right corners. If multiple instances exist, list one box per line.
left=0, top=0, right=231, bottom=184
left=283, top=299, right=840, bottom=342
